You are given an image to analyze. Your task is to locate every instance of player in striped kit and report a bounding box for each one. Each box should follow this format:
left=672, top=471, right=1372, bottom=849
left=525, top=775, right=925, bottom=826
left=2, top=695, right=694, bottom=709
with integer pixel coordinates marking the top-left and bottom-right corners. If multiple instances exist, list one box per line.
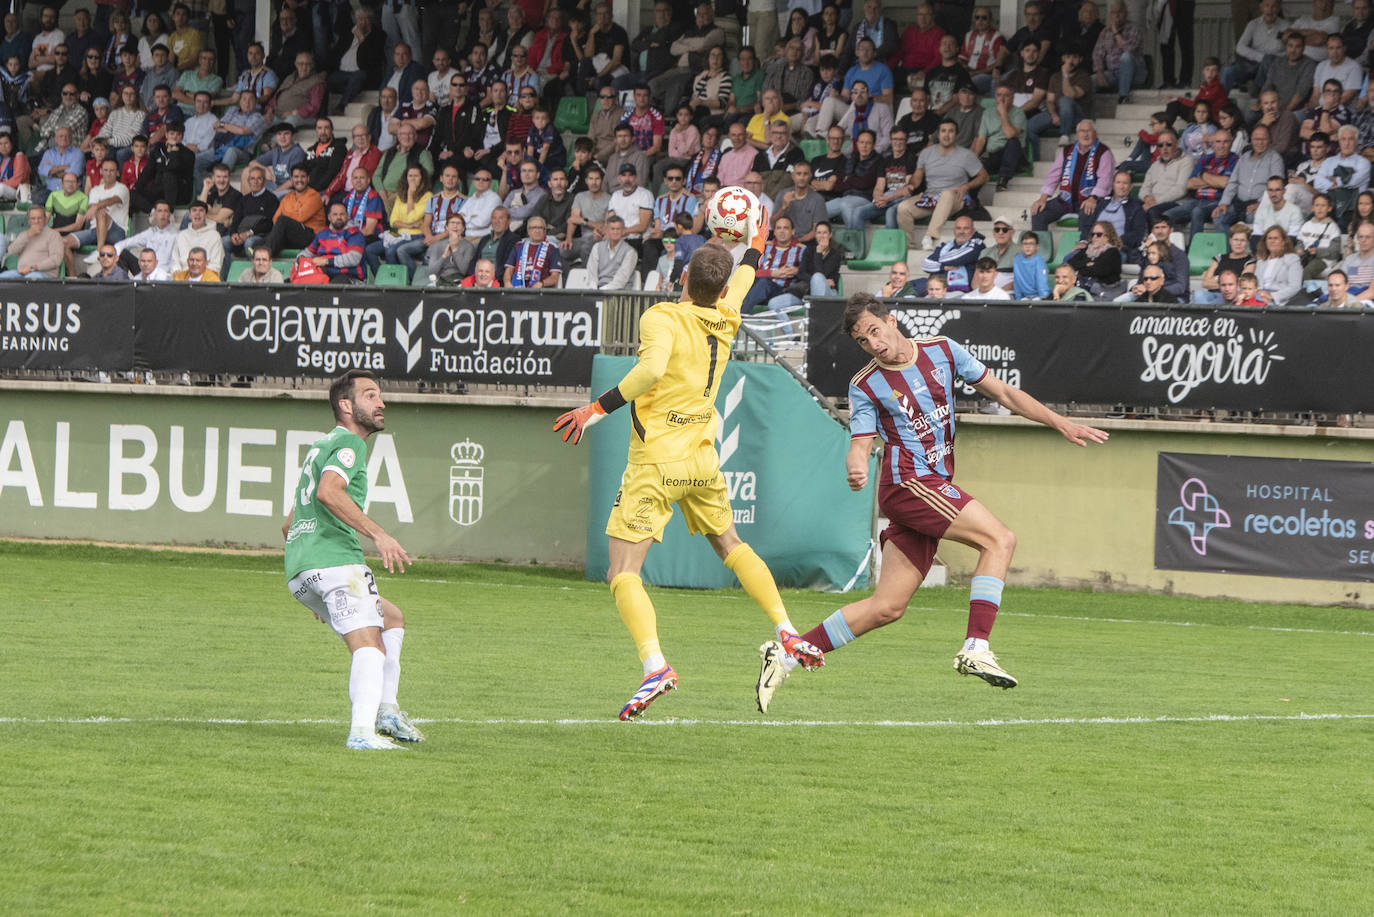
left=756, top=293, right=1108, bottom=711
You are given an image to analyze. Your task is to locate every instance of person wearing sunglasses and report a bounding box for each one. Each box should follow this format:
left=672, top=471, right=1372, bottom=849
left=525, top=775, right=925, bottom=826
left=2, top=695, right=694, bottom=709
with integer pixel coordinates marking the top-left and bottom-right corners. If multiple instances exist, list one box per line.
left=92, top=245, right=128, bottom=281
left=32, top=81, right=88, bottom=157
left=1063, top=220, right=1125, bottom=298
left=960, top=7, right=1009, bottom=96
left=1122, top=265, right=1179, bottom=303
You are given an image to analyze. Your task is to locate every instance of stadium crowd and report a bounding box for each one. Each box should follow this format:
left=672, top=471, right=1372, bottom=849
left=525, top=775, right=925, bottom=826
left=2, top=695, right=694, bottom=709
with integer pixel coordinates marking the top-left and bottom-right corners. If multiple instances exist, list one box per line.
left=1, top=0, right=1373, bottom=308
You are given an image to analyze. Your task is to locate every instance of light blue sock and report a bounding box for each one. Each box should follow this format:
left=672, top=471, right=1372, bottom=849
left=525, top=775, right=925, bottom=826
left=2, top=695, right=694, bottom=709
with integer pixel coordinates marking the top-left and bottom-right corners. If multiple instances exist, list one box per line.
left=970, top=575, right=1004, bottom=607
left=822, top=609, right=856, bottom=649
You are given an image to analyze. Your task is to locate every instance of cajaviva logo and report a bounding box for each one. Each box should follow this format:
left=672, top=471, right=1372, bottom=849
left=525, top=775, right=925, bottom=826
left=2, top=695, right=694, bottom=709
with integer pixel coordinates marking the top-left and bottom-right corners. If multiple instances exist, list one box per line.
left=1168, top=477, right=1232, bottom=556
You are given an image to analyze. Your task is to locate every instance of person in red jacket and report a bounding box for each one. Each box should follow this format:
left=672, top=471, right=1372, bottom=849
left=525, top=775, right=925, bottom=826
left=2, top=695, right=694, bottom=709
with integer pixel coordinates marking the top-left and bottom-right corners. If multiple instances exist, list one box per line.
left=459, top=257, right=500, bottom=287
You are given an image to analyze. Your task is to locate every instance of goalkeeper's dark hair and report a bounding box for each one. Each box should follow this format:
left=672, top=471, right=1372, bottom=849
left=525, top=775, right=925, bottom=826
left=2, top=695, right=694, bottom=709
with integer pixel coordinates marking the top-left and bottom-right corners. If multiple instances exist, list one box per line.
left=330, top=370, right=378, bottom=422
left=842, top=292, right=890, bottom=335
left=686, top=242, right=736, bottom=307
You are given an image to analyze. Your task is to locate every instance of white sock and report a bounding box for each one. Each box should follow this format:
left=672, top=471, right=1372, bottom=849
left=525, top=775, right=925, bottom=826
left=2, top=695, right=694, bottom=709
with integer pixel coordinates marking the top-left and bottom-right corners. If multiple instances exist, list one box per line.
left=643, top=652, right=666, bottom=676
left=773, top=620, right=796, bottom=638
left=381, top=627, right=404, bottom=707
left=963, top=637, right=990, bottom=654
left=781, top=654, right=799, bottom=673
left=348, top=646, right=385, bottom=736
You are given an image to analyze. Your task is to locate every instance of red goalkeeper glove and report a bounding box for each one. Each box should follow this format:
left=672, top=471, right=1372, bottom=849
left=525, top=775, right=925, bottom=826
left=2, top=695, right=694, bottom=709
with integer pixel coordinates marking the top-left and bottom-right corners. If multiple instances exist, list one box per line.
left=749, top=204, right=771, bottom=254
left=553, top=401, right=607, bottom=444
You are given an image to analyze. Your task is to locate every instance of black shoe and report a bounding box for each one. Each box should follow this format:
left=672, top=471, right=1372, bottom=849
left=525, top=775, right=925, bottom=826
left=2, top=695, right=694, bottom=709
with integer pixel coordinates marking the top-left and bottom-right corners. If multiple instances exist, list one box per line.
left=995, top=177, right=1009, bottom=192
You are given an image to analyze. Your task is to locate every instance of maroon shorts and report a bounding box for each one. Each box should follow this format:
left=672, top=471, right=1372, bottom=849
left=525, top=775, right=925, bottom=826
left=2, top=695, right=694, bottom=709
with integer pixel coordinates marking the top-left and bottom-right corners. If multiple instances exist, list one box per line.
left=877, top=475, right=976, bottom=576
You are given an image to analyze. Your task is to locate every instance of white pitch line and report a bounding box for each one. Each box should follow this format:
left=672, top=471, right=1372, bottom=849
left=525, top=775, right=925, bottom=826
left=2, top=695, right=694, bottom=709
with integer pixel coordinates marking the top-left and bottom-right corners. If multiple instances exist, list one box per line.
left=1, top=713, right=1370, bottom=729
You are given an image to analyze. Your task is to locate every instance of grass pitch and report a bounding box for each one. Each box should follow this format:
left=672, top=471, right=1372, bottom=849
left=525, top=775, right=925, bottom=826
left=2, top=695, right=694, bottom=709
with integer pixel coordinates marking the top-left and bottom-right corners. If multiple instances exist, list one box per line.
left=2, top=541, right=1371, bottom=916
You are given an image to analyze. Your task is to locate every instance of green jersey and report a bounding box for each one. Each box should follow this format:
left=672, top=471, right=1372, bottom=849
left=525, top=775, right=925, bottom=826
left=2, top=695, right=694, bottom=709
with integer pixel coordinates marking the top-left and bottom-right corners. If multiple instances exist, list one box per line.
left=284, top=426, right=369, bottom=579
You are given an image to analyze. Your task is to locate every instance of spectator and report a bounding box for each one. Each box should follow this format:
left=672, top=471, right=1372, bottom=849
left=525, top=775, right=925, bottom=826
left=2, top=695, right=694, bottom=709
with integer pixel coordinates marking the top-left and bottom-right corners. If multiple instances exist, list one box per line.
left=1314, top=124, right=1371, bottom=207
left=944, top=83, right=983, bottom=150
left=567, top=165, right=609, bottom=263
left=1323, top=268, right=1372, bottom=308
left=138, top=12, right=170, bottom=71
left=587, top=83, right=623, bottom=163
left=1050, top=263, right=1092, bottom=300
left=0, top=132, right=30, bottom=203
left=98, top=84, right=146, bottom=163
left=33, top=81, right=88, bottom=155
left=428, top=48, right=458, bottom=107
left=269, top=6, right=310, bottom=82
left=983, top=212, right=1019, bottom=288
left=75, top=46, right=111, bottom=111
left=81, top=137, right=110, bottom=191
left=607, top=162, right=653, bottom=254
left=462, top=41, right=502, bottom=109
left=1063, top=220, right=1125, bottom=298
left=92, top=243, right=128, bottom=280
left=427, top=213, right=476, bottom=285
left=173, top=49, right=222, bottom=114
left=372, top=121, right=432, bottom=211
left=1224, top=0, right=1286, bottom=92
left=262, top=164, right=326, bottom=256
left=895, top=86, right=939, bottom=152
left=140, top=46, right=178, bottom=110
left=1084, top=169, right=1145, bottom=252
left=655, top=104, right=701, bottom=190
left=474, top=206, right=518, bottom=273
left=1000, top=41, right=1049, bottom=126
left=140, top=83, right=183, bottom=148
left=1263, top=31, right=1316, bottom=117
left=964, top=256, right=1011, bottom=299
left=773, top=160, right=828, bottom=243
left=621, top=1, right=682, bottom=93
left=111, top=45, right=143, bottom=101
left=113, top=198, right=177, bottom=274
left=235, top=245, right=286, bottom=283
left=1030, top=46, right=1090, bottom=153
left=752, top=120, right=805, bottom=198
left=367, top=164, right=430, bottom=275
left=1121, top=262, right=1180, bottom=302
left=460, top=257, right=500, bottom=288
left=974, top=84, right=1027, bottom=192
left=1014, top=230, right=1051, bottom=299
left=784, top=219, right=846, bottom=303
left=304, top=202, right=366, bottom=284
left=133, top=122, right=194, bottom=210
left=302, top=117, right=347, bottom=194
left=470, top=80, right=514, bottom=173
left=1031, top=119, right=1115, bottom=231
left=36, top=126, right=85, bottom=202
left=727, top=45, right=765, bottom=120
left=504, top=214, right=561, bottom=287
left=1285, top=129, right=1330, bottom=216
left=742, top=214, right=805, bottom=313
left=200, top=162, right=243, bottom=255
left=397, top=162, right=465, bottom=277
left=923, top=34, right=972, bottom=117
left=896, top=119, right=987, bottom=250
left=531, top=167, right=573, bottom=248
left=746, top=88, right=789, bottom=148
left=390, top=79, right=437, bottom=151
left=717, top=122, right=757, bottom=188
left=836, top=80, right=893, bottom=155
left=210, top=91, right=268, bottom=174
left=922, top=213, right=985, bottom=292
left=432, top=74, right=484, bottom=178
left=525, top=107, right=564, bottom=173
left=815, top=4, right=848, bottom=62
left=1346, top=216, right=1374, bottom=285
left=528, top=9, right=573, bottom=109
left=501, top=158, right=546, bottom=230
left=1195, top=221, right=1256, bottom=302
left=67, top=158, right=127, bottom=265
left=267, top=52, right=325, bottom=130
left=46, top=170, right=87, bottom=275
left=764, top=37, right=816, bottom=119
left=172, top=246, right=217, bottom=281
left=335, top=165, right=387, bottom=247
left=182, top=91, right=217, bottom=186
left=1005, top=0, right=1052, bottom=61
left=624, top=86, right=665, bottom=157
left=961, top=6, right=1008, bottom=96
left=641, top=163, right=697, bottom=269
left=852, top=0, right=901, bottom=68
left=1300, top=79, right=1352, bottom=147
left=0, top=204, right=61, bottom=278
left=1139, top=130, right=1194, bottom=224
left=579, top=3, right=629, bottom=94
left=230, top=42, right=279, bottom=111
left=369, top=86, right=402, bottom=153
left=825, top=127, right=883, bottom=228
left=170, top=199, right=224, bottom=274
left=579, top=212, right=635, bottom=289
left=458, top=167, right=501, bottom=238
left=1092, top=2, right=1143, bottom=104
left=503, top=44, right=541, bottom=99
left=879, top=260, right=921, bottom=297
left=684, top=124, right=722, bottom=196
left=33, top=43, right=77, bottom=115
left=795, top=52, right=842, bottom=137
left=649, top=2, right=723, bottom=118
left=1253, top=225, right=1302, bottom=304
left=324, top=11, right=383, bottom=110
left=1063, top=2, right=1104, bottom=63
left=166, top=3, right=201, bottom=72
left=1297, top=192, right=1343, bottom=279
left=0, top=14, right=32, bottom=71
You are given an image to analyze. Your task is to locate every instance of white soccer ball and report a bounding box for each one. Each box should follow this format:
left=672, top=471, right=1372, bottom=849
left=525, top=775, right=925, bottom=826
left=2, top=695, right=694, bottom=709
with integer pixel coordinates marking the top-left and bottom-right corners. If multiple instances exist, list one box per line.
left=706, top=186, right=762, bottom=244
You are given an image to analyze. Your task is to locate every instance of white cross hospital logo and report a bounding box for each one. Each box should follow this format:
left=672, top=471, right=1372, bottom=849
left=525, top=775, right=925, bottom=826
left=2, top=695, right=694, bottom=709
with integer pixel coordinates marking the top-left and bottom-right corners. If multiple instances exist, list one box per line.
left=394, top=302, right=424, bottom=372
left=448, top=439, right=485, bottom=526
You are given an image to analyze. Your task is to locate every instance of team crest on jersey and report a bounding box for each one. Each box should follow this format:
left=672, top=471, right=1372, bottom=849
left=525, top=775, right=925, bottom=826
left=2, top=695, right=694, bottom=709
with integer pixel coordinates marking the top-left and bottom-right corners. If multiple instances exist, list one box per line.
left=337, top=447, right=356, bottom=468
left=939, top=483, right=961, bottom=500
left=931, top=367, right=947, bottom=388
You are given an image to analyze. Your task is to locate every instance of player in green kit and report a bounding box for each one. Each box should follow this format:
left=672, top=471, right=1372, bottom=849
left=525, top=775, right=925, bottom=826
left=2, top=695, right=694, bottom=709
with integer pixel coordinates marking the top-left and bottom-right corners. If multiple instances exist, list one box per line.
left=283, top=370, right=424, bottom=750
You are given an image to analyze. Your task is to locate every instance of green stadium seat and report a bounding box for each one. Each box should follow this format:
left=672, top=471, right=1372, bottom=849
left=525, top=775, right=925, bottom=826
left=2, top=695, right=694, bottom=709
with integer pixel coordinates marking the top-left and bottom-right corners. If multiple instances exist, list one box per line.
left=272, top=260, right=294, bottom=277
left=7, top=213, right=26, bottom=235
left=832, top=227, right=866, bottom=260
left=848, top=228, right=906, bottom=270
left=373, top=264, right=409, bottom=286
left=1034, top=230, right=1053, bottom=262
left=554, top=96, right=589, bottom=135
left=799, top=138, right=826, bottom=160
left=2, top=254, right=15, bottom=270
left=1188, top=231, right=1227, bottom=276
left=279, top=248, right=302, bottom=259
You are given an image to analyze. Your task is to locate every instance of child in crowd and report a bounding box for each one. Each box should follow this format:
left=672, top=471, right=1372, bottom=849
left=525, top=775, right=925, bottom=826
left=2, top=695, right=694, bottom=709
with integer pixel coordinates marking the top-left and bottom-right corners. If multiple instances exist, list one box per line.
left=1237, top=272, right=1266, bottom=306
left=1014, top=230, right=1050, bottom=299
left=1122, top=111, right=1169, bottom=174
left=526, top=107, right=565, bottom=172
left=1163, top=57, right=1228, bottom=128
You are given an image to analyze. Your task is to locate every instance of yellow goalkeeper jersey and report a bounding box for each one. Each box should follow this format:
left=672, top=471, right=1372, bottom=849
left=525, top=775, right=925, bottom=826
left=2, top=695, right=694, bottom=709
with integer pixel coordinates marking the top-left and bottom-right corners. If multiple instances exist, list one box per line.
left=621, top=259, right=754, bottom=465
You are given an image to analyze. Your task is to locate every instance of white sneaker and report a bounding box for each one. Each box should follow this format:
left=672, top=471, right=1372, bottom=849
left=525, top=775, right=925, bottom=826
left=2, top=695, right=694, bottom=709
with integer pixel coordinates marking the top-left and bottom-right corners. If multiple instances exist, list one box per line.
left=953, top=649, right=1018, bottom=689
left=1058, top=135, right=1072, bottom=146
left=756, top=641, right=788, bottom=713
left=345, top=732, right=406, bottom=750
left=376, top=707, right=426, bottom=742
left=923, top=234, right=941, bottom=252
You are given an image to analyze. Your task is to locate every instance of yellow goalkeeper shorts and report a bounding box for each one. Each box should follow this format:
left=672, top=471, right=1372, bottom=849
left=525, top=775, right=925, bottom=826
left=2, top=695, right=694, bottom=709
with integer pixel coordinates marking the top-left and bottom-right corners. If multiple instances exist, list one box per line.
left=605, top=443, right=734, bottom=543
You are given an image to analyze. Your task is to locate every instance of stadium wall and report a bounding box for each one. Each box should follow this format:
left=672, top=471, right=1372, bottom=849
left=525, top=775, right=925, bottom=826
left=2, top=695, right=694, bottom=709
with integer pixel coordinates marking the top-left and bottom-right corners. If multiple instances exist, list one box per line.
left=941, top=417, right=1374, bottom=608
left=0, top=383, right=588, bottom=565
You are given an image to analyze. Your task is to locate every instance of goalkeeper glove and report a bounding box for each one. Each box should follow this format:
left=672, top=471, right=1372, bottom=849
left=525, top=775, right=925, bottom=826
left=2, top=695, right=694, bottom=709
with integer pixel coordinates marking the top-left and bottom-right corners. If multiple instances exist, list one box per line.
left=553, top=401, right=607, bottom=444
left=749, top=204, right=771, bottom=254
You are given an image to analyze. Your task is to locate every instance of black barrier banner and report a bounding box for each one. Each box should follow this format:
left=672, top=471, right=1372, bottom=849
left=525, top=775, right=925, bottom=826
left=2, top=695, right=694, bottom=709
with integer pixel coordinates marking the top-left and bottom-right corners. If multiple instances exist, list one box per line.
left=1155, top=452, right=1374, bottom=583
left=0, top=282, right=134, bottom=371
left=806, top=298, right=1373, bottom=413
left=134, top=284, right=602, bottom=383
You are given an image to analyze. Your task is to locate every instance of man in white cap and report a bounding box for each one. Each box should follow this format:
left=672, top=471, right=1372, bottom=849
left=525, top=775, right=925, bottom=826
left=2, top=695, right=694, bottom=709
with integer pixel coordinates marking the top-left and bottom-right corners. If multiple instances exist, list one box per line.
left=984, top=212, right=1019, bottom=291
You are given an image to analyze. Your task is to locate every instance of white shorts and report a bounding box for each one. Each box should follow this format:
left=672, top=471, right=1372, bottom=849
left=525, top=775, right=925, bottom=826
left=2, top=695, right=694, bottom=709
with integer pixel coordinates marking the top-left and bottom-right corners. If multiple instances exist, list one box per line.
left=287, top=564, right=384, bottom=637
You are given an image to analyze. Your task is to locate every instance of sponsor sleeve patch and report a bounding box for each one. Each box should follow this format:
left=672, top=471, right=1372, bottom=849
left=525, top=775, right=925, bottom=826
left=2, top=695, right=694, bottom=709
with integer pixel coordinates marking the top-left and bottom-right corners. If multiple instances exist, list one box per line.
left=337, top=447, right=356, bottom=469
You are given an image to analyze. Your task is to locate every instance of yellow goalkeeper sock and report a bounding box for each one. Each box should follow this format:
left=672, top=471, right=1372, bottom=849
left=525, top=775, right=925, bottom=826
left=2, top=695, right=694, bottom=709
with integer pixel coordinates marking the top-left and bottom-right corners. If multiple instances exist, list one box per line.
left=609, top=572, right=661, bottom=663
left=723, top=543, right=790, bottom=630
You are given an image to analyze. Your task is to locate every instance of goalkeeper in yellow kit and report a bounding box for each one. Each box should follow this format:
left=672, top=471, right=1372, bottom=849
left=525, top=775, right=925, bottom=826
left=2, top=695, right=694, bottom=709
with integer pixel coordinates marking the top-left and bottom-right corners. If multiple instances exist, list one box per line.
left=555, top=209, right=825, bottom=720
